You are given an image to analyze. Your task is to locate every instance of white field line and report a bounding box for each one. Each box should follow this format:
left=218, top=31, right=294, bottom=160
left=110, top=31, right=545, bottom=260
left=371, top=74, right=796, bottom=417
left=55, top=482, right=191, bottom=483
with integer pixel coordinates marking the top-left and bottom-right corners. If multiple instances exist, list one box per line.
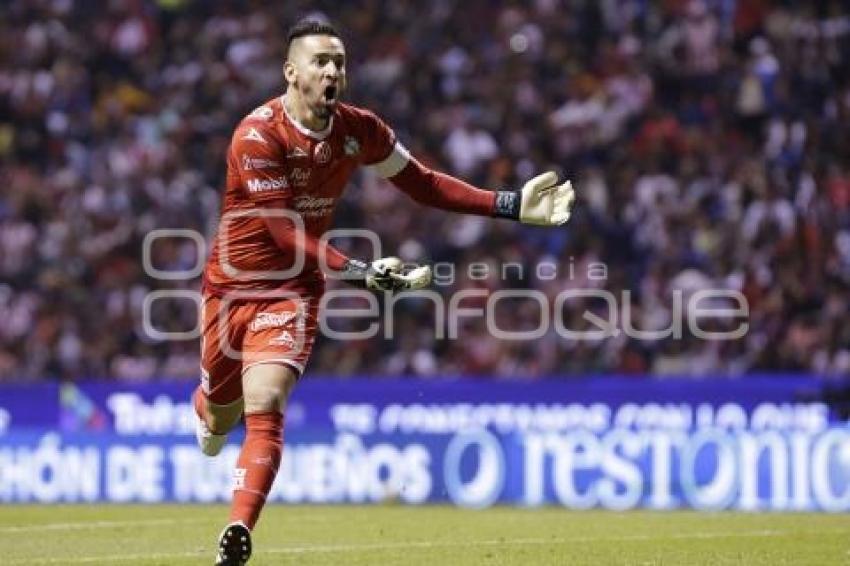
left=0, top=518, right=204, bottom=534
left=9, top=528, right=847, bottom=565
left=0, top=512, right=335, bottom=534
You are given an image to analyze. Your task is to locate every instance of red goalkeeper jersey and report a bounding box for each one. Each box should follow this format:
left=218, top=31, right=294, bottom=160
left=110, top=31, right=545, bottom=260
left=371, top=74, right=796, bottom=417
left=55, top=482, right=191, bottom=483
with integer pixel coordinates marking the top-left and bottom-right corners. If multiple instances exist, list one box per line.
left=204, top=96, right=406, bottom=295
left=204, top=95, right=496, bottom=297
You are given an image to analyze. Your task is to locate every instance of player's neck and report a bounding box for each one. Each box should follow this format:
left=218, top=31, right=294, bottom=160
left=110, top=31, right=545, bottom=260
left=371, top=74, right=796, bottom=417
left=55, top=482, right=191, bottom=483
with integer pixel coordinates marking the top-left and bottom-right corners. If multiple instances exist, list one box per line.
left=282, top=91, right=330, bottom=132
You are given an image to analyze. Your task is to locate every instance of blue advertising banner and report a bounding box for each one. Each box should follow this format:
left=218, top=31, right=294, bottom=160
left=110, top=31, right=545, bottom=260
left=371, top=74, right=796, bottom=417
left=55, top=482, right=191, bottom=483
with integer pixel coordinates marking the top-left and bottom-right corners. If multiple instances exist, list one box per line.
left=0, top=382, right=59, bottom=432
left=0, top=377, right=848, bottom=511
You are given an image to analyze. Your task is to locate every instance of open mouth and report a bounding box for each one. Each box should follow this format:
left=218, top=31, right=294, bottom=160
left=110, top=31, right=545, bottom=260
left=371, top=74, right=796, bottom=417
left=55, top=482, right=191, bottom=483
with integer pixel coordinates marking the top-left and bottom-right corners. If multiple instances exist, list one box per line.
left=323, top=85, right=338, bottom=104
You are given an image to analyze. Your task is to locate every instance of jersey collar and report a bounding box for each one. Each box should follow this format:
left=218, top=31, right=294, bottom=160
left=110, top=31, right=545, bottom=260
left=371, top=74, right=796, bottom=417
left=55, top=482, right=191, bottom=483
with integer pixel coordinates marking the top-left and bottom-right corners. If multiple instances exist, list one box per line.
left=280, top=95, right=334, bottom=140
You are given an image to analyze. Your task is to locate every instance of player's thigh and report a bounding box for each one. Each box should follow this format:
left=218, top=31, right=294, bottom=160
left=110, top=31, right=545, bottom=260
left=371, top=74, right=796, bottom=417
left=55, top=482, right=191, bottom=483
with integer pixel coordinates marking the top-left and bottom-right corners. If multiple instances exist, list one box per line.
left=200, top=293, right=248, bottom=428
left=241, top=362, right=299, bottom=414
left=240, top=294, right=319, bottom=414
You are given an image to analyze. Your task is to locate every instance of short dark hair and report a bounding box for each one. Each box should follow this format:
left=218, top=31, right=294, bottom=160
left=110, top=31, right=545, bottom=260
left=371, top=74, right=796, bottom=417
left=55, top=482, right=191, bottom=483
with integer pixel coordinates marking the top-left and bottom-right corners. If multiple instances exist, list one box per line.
left=285, top=20, right=340, bottom=57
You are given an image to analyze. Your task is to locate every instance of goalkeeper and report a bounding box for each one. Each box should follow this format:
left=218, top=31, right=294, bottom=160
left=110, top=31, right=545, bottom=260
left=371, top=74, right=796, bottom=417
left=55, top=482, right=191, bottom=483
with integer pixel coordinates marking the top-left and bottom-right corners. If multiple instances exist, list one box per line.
left=196, top=19, right=576, bottom=566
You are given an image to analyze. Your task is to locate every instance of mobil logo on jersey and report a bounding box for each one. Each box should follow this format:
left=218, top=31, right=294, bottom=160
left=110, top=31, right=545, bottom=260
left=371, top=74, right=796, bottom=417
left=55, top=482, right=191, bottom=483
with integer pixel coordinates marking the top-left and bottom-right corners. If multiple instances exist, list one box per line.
left=246, top=176, right=288, bottom=193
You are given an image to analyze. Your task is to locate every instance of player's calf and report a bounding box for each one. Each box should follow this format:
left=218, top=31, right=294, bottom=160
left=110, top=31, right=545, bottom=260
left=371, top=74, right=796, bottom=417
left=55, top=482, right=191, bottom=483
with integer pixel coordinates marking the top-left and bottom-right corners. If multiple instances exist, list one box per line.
left=193, top=387, right=243, bottom=457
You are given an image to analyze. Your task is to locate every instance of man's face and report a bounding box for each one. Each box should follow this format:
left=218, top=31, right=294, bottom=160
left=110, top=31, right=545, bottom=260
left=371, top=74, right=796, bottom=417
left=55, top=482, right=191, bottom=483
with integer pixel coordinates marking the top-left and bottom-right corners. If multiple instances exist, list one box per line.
left=285, top=34, right=347, bottom=119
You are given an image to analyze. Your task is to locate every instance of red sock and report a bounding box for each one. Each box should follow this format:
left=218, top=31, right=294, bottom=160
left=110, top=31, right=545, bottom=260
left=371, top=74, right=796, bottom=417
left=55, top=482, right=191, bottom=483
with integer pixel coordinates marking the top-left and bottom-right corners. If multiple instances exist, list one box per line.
left=229, top=412, right=283, bottom=529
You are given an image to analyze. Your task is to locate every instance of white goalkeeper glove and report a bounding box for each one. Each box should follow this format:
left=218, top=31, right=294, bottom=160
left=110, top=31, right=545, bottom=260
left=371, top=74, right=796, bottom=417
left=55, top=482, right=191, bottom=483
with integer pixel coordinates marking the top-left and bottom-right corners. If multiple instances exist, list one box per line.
left=494, top=171, right=576, bottom=226
left=343, top=257, right=432, bottom=292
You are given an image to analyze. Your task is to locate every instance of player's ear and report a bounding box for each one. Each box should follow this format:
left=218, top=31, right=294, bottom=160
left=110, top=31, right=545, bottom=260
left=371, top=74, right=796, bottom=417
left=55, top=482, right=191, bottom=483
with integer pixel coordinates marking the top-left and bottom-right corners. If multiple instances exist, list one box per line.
left=283, top=59, right=296, bottom=86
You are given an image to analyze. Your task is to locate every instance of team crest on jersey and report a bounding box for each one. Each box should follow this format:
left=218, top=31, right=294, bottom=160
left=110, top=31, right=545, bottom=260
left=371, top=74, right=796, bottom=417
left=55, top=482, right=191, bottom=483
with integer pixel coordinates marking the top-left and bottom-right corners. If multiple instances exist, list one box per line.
left=313, top=141, right=332, bottom=165
left=344, top=136, right=360, bottom=156
left=241, top=127, right=267, bottom=144
left=249, top=106, right=273, bottom=120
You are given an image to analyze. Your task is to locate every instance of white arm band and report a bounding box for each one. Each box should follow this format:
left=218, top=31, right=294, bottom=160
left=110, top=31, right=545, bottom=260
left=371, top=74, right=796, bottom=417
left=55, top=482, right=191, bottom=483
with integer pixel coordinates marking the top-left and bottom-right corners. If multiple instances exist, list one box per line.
left=369, top=141, right=411, bottom=179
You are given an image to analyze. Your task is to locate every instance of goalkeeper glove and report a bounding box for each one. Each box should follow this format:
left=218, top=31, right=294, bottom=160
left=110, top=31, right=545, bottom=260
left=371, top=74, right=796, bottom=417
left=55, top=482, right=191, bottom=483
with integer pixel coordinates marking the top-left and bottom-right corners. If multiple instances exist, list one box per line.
left=494, top=171, right=576, bottom=226
left=342, top=257, right=432, bottom=292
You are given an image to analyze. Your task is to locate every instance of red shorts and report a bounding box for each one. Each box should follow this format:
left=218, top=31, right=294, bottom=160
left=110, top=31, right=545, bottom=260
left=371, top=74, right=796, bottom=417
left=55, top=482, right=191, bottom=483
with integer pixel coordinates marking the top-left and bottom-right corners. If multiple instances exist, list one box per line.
left=200, top=290, right=320, bottom=405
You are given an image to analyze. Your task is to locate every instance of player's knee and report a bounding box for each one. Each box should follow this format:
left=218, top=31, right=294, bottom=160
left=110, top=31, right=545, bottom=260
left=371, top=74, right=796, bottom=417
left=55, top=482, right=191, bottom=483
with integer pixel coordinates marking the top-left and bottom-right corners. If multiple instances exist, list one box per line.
left=242, top=363, right=298, bottom=415
left=243, top=382, right=293, bottom=414
left=244, top=394, right=282, bottom=414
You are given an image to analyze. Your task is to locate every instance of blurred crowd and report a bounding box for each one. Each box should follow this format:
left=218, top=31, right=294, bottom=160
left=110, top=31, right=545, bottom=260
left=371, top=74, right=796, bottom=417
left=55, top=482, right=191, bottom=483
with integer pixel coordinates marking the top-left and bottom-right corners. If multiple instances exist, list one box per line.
left=1, top=0, right=849, bottom=381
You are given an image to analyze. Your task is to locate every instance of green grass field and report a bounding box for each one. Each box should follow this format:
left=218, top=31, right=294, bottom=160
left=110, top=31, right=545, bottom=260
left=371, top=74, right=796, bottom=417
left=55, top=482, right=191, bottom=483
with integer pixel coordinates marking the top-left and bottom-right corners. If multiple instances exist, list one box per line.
left=1, top=505, right=848, bottom=565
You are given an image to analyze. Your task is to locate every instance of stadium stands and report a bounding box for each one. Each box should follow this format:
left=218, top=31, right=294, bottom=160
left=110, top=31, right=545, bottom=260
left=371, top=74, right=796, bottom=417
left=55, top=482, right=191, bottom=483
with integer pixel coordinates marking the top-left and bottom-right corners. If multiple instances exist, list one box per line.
left=0, top=0, right=848, bottom=380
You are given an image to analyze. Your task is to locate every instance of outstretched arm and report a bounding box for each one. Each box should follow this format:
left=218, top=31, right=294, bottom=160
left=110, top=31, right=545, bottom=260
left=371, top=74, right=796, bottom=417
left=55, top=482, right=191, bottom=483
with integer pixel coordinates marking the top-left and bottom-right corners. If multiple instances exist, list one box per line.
left=388, top=156, right=496, bottom=216
left=357, top=107, right=575, bottom=225
left=383, top=148, right=576, bottom=226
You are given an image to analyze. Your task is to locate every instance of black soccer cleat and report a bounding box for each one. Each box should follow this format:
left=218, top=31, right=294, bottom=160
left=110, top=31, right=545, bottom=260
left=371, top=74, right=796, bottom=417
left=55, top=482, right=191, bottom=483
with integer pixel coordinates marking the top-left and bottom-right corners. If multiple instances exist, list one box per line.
left=215, top=521, right=252, bottom=565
